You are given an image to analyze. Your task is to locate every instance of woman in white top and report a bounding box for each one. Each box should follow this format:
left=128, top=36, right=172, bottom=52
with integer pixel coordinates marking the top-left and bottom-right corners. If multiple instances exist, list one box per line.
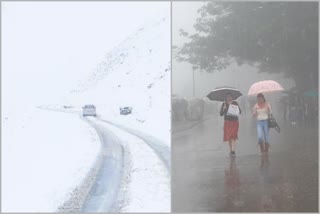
left=253, top=93, right=272, bottom=154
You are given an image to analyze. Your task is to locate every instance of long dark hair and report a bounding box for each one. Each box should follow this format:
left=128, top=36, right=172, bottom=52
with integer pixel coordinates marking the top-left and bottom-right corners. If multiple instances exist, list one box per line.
left=257, top=93, right=266, bottom=102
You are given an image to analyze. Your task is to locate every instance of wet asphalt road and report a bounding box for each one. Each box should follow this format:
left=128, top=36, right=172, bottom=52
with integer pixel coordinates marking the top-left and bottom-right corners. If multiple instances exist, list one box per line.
left=172, top=114, right=318, bottom=212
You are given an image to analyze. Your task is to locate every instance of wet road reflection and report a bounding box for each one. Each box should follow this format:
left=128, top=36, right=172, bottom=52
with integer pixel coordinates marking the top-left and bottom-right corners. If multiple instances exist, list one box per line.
left=257, top=155, right=273, bottom=212
left=223, top=157, right=242, bottom=211
left=172, top=116, right=318, bottom=212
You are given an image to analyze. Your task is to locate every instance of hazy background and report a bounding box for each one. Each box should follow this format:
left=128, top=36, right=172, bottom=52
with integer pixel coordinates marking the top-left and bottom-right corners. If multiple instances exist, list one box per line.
left=172, top=2, right=294, bottom=99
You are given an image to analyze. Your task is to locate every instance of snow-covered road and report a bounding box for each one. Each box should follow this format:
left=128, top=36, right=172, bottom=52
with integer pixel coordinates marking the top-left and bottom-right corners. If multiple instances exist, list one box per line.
left=81, top=117, right=170, bottom=212
left=41, top=107, right=170, bottom=212
left=92, top=118, right=170, bottom=212
left=99, top=118, right=171, bottom=171
left=79, top=117, right=126, bottom=212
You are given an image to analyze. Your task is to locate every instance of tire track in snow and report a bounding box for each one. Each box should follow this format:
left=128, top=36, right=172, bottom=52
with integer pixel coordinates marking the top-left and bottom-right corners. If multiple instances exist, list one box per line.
left=94, top=119, right=170, bottom=212
left=80, top=117, right=126, bottom=213
left=62, top=116, right=170, bottom=212
left=57, top=116, right=126, bottom=213
left=40, top=107, right=170, bottom=212
left=98, top=118, right=171, bottom=174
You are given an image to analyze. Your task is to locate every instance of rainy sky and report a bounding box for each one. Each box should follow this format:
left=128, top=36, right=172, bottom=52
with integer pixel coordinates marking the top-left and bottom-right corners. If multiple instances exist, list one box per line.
left=2, top=2, right=169, bottom=106
left=172, top=2, right=295, bottom=99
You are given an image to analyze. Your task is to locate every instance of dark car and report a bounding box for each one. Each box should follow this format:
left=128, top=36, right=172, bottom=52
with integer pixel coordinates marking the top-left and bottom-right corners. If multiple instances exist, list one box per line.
left=120, top=107, right=132, bottom=115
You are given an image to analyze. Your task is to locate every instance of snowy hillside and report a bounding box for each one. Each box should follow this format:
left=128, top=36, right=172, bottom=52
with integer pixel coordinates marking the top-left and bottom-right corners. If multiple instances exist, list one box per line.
left=68, top=16, right=171, bottom=144
left=2, top=6, right=171, bottom=212
left=2, top=107, right=100, bottom=212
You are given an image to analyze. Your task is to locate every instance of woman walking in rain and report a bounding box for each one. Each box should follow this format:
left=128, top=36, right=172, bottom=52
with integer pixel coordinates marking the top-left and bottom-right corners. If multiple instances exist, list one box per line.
left=220, top=93, right=241, bottom=156
left=253, top=93, right=272, bottom=154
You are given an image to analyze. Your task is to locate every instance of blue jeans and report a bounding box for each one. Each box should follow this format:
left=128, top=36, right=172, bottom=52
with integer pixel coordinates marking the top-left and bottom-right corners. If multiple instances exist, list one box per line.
left=257, top=120, right=269, bottom=144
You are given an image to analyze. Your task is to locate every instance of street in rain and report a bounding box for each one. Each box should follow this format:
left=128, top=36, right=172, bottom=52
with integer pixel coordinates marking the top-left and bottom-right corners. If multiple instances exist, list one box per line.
left=172, top=2, right=318, bottom=212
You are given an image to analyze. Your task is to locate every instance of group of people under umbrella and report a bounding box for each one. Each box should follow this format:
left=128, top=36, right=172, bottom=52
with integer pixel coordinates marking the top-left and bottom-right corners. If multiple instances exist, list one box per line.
left=207, top=80, right=282, bottom=156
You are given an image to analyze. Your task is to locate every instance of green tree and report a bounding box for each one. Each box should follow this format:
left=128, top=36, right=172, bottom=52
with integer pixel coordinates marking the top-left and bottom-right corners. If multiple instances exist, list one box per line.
left=176, top=2, right=318, bottom=91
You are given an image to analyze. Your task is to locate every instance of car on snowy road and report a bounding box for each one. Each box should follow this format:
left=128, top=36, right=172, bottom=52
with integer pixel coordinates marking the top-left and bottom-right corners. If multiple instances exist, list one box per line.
left=120, top=107, right=132, bottom=115
left=82, top=105, right=97, bottom=117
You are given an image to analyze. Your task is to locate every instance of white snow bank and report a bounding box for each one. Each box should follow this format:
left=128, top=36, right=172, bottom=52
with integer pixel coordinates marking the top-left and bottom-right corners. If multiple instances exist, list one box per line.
left=92, top=119, right=170, bottom=212
left=2, top=107, right=100, bottom=212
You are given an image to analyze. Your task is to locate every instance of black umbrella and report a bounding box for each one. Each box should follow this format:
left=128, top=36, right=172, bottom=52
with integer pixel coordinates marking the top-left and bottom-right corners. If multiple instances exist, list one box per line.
left=207, top=86, right=242, bottom=102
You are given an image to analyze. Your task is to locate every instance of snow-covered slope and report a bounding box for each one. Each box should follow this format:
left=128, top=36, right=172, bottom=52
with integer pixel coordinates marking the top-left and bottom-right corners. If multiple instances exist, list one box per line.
left=2, top=107, right=100, bottom=212
left=67, top=16, right=171, bottom=144
left=2, top=12, right=171, bottom=212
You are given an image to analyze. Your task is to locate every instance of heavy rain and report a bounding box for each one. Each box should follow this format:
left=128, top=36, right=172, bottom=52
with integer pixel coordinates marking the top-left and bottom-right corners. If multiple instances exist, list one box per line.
left=172, top=2, right=318, bottom=212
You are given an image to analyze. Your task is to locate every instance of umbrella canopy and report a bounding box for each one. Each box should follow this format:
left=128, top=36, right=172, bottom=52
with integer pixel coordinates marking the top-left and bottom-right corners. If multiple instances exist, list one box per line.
left=207, top=86, right=242, bottom=101
left=248, top=80, right=284, bottom=96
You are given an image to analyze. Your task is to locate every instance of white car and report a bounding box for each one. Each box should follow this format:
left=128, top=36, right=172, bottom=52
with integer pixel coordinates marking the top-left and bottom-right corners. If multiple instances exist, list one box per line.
left=82, top=105, right=96, bottom=117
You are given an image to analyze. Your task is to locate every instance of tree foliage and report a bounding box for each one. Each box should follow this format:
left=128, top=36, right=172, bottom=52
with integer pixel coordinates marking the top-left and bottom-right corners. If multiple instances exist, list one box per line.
left=176, top=2, right=318, bottom=90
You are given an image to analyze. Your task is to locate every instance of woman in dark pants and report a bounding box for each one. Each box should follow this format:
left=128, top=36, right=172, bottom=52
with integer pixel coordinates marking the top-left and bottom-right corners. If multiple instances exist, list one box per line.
left=220, top=93, right=241, bottom=156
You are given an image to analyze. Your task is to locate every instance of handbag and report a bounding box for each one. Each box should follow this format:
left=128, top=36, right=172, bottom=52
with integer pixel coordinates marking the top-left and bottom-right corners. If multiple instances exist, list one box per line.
left=226, top=104, right=240, bottom=117
left=268, top=113, right=280, bottom=133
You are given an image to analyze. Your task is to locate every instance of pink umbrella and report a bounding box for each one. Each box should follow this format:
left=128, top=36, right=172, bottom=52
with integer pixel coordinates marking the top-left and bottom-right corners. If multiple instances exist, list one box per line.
left=248, top=80, right=284, bottom=96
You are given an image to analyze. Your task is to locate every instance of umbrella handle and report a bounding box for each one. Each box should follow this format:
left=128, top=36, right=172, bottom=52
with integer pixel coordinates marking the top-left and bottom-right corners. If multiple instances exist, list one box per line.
left=222, top=102, right=227, bottom=110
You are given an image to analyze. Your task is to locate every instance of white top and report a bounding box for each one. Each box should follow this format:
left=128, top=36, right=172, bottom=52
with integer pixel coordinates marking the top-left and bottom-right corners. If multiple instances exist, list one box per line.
left=253, top=102, right=272, bottom=120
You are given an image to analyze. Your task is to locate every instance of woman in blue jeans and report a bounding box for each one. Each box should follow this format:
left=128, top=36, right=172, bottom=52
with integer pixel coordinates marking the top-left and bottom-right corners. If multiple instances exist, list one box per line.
left=253, top=93, right=272, bottom=154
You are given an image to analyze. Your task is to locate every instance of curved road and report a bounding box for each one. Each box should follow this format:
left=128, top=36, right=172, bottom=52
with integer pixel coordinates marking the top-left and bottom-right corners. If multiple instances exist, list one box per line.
left=40, top=107, right=170, bottom=212
left=81, top=117, right=126, bottom=212
left=99, top=118, right=171, bottom=171
left=172, top=115, right=318, bottom=212
left=82, top=117, right=170, bottom=212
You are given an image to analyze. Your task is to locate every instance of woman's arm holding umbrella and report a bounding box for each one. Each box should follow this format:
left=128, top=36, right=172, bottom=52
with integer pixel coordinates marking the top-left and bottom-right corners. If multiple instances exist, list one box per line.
left=220, top=102, right=227, bottom=116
